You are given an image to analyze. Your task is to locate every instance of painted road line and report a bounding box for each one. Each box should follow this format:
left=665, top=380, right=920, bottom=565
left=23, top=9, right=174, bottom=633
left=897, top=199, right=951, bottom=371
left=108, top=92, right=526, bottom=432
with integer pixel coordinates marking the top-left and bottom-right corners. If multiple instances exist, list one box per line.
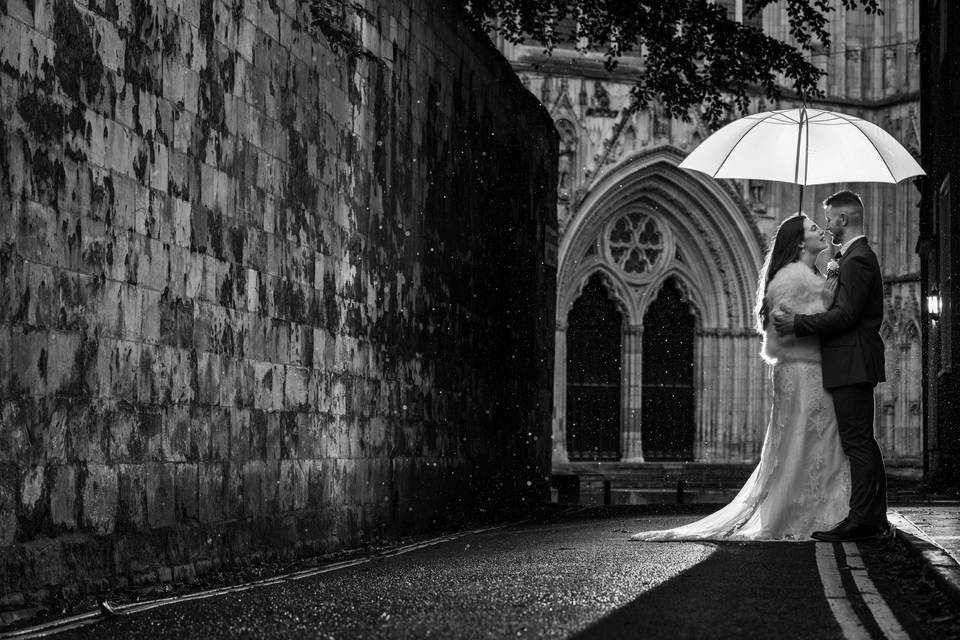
left=0, top=520, right=527, bottom=639
left=842, top=543, right=910, bottom=640
left=814, top=542, right=872, bottom=640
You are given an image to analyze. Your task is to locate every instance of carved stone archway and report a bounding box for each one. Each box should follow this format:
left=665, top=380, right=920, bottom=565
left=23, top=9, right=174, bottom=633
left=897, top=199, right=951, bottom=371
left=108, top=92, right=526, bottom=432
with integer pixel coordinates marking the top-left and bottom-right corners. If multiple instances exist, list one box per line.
left=553, top=147, right=769, bottom=465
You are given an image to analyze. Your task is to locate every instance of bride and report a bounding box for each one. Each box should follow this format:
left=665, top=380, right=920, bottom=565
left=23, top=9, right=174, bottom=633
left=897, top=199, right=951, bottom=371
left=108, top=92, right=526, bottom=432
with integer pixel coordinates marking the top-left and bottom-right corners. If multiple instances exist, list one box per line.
left=630, top=214, right=851, bottom=542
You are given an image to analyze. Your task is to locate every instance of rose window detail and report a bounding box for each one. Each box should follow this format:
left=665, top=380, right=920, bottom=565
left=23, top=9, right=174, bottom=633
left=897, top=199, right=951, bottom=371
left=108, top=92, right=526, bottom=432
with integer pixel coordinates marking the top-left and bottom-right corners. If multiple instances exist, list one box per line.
left=607, top=213, right=666, bottom=276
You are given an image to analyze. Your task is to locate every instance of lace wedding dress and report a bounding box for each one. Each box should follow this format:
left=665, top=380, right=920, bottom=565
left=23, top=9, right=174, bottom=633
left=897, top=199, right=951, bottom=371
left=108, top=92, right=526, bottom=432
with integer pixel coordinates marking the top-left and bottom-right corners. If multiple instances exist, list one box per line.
left=630, top=262, right=851, bottom=542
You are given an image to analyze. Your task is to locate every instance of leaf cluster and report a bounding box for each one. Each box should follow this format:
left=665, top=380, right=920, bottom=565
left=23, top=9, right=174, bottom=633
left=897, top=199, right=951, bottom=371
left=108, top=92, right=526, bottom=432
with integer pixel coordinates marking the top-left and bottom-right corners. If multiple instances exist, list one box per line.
left=463, top=0, right=882, bottom=128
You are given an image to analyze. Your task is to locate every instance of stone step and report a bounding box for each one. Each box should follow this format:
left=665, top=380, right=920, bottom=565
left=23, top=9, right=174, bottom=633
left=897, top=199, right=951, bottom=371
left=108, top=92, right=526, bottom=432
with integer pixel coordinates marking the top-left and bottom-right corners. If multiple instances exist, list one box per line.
left=551, top=465, right=926, bottom=506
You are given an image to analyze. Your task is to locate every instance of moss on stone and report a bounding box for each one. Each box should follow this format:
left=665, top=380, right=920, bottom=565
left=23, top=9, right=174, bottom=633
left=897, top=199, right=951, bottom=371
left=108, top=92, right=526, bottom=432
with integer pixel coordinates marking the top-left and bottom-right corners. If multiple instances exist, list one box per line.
left=16, top=94, right=65, bottom=146
left=52, top=0, right=104, bottom=105
left=121, top=0, right=161, bottom=95
left=26, top=142, right=66, bottom=210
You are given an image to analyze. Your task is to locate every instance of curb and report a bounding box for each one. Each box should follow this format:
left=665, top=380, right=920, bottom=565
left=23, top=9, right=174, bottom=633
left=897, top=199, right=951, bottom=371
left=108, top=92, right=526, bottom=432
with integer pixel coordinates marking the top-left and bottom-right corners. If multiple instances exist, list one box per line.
left=888, top=511, right=960, bottom=608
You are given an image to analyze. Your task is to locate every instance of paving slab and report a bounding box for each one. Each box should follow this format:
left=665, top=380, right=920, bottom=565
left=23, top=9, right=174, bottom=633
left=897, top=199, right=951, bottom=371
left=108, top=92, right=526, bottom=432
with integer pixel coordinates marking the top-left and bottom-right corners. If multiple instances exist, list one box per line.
left=890, top=502, right=960, bottom=609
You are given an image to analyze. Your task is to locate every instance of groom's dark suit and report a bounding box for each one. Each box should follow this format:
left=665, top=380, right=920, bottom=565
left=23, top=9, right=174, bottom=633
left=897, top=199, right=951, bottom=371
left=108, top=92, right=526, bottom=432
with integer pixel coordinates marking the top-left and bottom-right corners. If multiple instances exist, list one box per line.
left=793, top=237, right=888, bottom=527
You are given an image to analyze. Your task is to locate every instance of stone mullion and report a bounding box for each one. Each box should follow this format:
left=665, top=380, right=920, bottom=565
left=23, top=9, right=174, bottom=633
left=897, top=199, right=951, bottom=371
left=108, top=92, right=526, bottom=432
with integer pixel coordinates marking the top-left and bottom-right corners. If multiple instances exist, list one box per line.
left=552, top=323, right=570, bottom=464
left=620, top=324, right=644, bottom=462
left=744, top=335, right=756, bottom=460
left=694, top=331, right=717, bottom=462
left=693, top=331, right=706, bottom=460
left=735, top=334, right=749, bottom=461
left=719, top=332, right=733, bottom=459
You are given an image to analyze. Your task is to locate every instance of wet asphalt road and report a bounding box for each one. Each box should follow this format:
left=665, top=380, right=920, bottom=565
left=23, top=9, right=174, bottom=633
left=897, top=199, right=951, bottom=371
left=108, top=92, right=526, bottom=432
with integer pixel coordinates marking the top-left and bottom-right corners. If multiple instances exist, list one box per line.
left=65, top=514, right=846, bottom=640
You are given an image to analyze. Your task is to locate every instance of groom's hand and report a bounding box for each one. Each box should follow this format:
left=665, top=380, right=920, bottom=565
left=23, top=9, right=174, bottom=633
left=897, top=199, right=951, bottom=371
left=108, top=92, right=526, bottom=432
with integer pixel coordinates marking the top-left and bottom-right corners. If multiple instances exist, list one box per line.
left=772, top=307, right=796, bottom=336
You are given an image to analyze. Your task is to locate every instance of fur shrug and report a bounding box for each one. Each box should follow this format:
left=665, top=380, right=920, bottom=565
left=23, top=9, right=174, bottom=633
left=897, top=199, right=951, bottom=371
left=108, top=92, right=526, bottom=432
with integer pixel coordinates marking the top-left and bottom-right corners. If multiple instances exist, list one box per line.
left=761, top=261, right=828, bottom=364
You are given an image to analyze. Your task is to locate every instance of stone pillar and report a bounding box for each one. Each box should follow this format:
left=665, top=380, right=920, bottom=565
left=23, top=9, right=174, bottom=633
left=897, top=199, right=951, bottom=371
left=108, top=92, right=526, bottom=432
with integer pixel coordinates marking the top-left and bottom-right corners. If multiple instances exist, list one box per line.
left=694, top=330, right=720, bottom=461
left=846, top=49, right=863, bottom=100
left=552, top=323, right=570, bottom=464
left=620, top=324, right=644, bottom=462
left=694, top=328, right=774, bottom=463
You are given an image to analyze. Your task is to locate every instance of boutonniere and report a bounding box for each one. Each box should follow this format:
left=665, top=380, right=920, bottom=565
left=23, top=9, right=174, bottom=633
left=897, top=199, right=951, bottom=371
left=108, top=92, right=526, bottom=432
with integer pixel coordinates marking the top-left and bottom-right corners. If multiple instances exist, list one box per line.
left=825, top=259, right=840, bottom=278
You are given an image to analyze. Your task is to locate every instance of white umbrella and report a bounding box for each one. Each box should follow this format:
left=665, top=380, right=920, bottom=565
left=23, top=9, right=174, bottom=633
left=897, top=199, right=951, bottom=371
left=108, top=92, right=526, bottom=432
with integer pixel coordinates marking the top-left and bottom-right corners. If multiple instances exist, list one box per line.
left=679, top=105, right=925, bottom=212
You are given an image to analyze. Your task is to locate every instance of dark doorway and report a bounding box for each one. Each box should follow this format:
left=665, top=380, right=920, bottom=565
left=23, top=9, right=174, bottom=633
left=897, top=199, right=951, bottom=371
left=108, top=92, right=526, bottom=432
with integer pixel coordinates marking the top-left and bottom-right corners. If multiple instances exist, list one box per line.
left=642, top=278, right=696, bottom=460
left=566, top=273, right=622, bottom=460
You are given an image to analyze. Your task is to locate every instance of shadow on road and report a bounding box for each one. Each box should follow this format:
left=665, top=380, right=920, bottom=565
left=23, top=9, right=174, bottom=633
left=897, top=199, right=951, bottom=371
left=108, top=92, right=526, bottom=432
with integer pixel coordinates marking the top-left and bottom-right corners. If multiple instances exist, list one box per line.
left=569, top=542, right=845, bottom=640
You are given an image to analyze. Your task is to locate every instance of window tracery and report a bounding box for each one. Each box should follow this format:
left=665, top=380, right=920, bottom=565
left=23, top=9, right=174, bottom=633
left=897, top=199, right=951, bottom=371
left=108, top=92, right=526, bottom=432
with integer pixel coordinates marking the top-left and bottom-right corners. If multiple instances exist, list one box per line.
left=605, top=212, right=667, bottom=277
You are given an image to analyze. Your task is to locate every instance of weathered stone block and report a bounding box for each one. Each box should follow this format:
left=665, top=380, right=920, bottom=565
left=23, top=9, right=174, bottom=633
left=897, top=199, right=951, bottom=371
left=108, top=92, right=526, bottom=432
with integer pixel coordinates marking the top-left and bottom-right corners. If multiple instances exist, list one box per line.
left=0, top=464, right=18, bottom=545
left=209, top=407, right=230, bottom=460
left=108, top=403, right=143, bottom=463
left=278, top=411, right=298, bottom=459
left=188, top=405, right=211, bottom=460
left=63, top=401, right=108, bottom=464
left=198, top=462, right=224, bottom=523
left=173, top=463, right=199, bottom=523
left=195, top=351, right=219, bottom=405
left=222, top=461, right=243, bottom=519
left=262, top=459, right=280, bottom=515
left=0, top=325, right=9, bottom=390
left=9, top=327, right=48, bottom=395
left=181, top=347, right=200, bottom=401
left=116, top=464, right=147, bottom=531
left=145, top=462, right=175, bottom=529
left=0, top=15, right=23, bottom=72
left=265, top=411, right=281, bottom=460
left=109, top=339, right=140, bottom=402
left=48, top=465, right=77, bottom=530
left=139, top=290, right=162, bottom=347
left=248, top=409, right=267, bottom=459
left=241, top=460, right=263, bottom=517
left=283, top=365, right=309, bottom=409
left=251, top=361, right=272, bottom=410
left=81, top=463, right=118, bottom=534
left=278, top=459, right=306, bottom=512
left=161, top=404, right=191, bottom=462
left=19, top=464, right=46, bottom=524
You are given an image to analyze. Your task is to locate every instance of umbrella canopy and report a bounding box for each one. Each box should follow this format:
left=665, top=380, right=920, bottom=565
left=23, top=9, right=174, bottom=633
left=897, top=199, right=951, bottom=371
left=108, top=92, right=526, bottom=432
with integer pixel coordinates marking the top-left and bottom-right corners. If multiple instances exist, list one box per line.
left=679, top=107, right=925, bottom=186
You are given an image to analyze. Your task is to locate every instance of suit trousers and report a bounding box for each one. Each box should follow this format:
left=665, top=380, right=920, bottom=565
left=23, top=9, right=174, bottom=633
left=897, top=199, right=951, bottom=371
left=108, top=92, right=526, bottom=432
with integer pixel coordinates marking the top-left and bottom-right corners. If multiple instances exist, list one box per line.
left=829, top=383, right=888, bottom=526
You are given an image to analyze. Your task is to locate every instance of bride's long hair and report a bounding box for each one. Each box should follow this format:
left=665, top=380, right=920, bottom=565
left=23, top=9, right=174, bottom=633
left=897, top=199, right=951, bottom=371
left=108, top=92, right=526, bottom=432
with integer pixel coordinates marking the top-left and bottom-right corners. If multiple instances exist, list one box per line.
left=755, top=214, right=807, bottom=332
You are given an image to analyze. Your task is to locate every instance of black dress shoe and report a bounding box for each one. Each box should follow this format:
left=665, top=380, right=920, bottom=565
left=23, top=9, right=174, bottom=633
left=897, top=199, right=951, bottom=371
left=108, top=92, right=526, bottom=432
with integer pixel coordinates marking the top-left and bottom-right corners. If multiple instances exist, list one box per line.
left=811, top=519, right=881, bottom=542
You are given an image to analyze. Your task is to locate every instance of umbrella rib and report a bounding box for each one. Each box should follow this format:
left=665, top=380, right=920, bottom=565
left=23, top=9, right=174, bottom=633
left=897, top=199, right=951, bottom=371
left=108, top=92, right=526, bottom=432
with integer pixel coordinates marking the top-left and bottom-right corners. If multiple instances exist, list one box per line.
left=712, top=115, right=771, bottom=177
left=827, top=111, right=897, bottom=182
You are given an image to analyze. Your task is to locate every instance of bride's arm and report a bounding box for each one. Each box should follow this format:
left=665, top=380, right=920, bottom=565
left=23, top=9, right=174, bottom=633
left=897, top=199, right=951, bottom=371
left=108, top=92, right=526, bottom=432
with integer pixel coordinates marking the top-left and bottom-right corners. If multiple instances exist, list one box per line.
left=768, top=265, right=828, bottom=317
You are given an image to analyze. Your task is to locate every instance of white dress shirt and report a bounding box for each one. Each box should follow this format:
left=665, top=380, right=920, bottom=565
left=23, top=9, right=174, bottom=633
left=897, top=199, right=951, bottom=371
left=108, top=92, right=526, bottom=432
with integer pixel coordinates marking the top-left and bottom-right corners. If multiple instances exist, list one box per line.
left=839, top=234, right=866, bottom=257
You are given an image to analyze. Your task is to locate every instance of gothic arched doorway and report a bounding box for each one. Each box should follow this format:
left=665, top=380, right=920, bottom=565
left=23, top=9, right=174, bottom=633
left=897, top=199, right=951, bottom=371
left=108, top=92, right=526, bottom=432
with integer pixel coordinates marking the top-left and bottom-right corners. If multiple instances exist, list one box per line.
left=566, top=274, right=623, bottom=460
left=642, top=278, right=696, bottom=460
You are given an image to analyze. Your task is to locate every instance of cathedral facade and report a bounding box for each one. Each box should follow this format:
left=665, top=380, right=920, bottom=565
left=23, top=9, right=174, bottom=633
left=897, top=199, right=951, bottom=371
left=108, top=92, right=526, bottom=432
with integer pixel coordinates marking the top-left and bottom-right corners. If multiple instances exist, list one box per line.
left=497, top=0, right=923, bottom=476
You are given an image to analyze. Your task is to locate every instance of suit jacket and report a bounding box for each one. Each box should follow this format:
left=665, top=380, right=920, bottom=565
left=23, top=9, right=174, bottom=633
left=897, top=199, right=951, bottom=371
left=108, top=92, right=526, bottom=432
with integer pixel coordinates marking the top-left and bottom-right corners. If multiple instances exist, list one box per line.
left=793, top=237, right=886, bottom=389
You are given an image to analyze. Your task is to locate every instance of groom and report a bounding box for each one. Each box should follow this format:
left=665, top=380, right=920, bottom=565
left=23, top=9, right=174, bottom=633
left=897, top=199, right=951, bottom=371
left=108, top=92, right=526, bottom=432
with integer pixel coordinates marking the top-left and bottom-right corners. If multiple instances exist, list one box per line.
left=773, top=190, right=891, bottom=542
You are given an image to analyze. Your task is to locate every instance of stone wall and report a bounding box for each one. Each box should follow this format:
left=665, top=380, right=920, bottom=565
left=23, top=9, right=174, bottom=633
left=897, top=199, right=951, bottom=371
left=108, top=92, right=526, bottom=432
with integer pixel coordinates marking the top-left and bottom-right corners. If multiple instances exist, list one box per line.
left=0, top=0, right=557, bottom=604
